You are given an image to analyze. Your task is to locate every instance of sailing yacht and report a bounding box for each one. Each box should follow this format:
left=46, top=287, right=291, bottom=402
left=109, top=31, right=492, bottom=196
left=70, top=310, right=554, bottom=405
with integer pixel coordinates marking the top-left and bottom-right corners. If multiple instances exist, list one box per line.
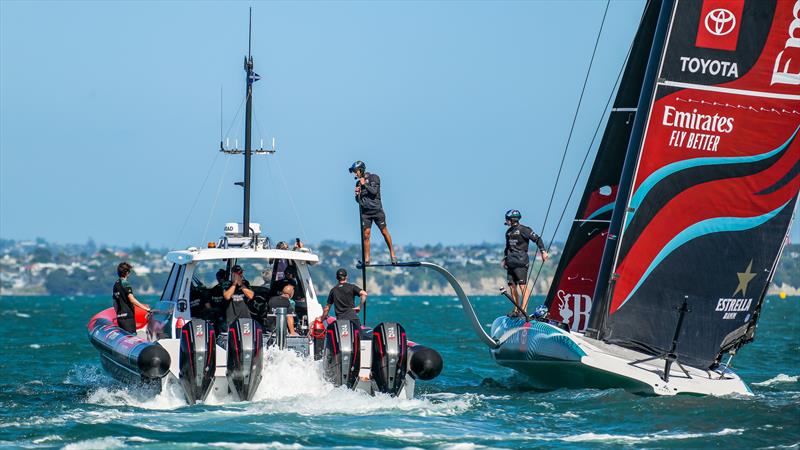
left=486, top=0, right=799, bottom=395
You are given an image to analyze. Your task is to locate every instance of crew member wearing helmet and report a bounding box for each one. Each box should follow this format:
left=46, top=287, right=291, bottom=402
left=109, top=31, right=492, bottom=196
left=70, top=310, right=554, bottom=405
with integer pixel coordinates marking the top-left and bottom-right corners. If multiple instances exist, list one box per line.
left=502, top=210, right=548, bottom=317
left=320, top=268, right=367, bottom=328
left=349, top=160, right=397, bottom=265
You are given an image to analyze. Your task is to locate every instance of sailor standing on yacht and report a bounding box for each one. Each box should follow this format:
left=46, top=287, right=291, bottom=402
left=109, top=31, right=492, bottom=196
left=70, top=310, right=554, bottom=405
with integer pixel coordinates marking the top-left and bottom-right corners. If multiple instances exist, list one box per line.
left=112, top=262, right=151, bottom=333
left=223, top=264, right=254, bottom=327
left=350, top=161, right=397, bottom=265
left=502, top=210, right=548, bottom=317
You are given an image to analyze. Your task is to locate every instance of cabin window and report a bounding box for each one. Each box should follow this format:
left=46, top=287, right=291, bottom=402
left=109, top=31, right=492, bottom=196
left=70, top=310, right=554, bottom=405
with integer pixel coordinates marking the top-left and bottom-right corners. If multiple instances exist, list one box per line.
left=159, top=264, right=178, bottom=302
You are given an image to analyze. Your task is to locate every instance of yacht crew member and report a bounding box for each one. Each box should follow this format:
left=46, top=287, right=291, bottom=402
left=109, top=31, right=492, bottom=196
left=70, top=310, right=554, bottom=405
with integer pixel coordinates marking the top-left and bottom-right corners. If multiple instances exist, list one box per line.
left=320, top=268, right=367, bottom=328
left=349, top=160, right=397, bottom=265
left=264, top=284, right=298, bottom=335
left=112, top=262, right=151, bottom=333
left=502, top=210, right=548, bottom=317
left=223, top=264, right=254, bottom=327
left=273, top=265, right=307, bottom=319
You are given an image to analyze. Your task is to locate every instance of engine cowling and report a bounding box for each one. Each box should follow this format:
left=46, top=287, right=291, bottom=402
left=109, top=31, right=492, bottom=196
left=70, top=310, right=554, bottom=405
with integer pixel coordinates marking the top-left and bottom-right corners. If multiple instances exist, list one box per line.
left=226, top=318, right=263, bottom=401
left=179, top=319, right=216, bottom=404
left=322, top=319, right=361, bottom=389
left=371, top=322, right=408, bottom=397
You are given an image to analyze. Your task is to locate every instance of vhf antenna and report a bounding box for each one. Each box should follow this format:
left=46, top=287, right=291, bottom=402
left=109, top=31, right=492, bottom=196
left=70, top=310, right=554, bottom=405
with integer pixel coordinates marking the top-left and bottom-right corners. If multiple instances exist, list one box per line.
left=220, top=7, right=277, bottom=237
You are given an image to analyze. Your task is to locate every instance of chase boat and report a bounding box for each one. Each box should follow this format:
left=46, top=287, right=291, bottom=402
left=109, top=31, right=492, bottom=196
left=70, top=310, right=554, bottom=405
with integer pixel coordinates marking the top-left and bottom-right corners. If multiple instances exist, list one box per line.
left=86, top=14, right=442, bottom=404
left=88, top=224, right=442, bottom=403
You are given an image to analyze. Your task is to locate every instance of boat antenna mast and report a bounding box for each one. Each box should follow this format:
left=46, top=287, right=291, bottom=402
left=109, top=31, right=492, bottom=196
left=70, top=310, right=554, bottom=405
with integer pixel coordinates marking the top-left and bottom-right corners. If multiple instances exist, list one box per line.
left=220, top=7, right=276, bottom=237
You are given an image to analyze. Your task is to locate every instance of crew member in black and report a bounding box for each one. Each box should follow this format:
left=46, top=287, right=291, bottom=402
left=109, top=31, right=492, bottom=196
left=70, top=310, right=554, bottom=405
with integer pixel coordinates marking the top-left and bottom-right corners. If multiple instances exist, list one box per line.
left=273, top=265, right=307, bottom=319
left=263, top=284, right=298, bottom=335
left=112, top=262, right=151, bottom=333
left=349, top=160, right=397, bottom=265
left=223, top=264, right=254, bottom=327
left=208, top=269, right=228, bottom=332
left=502, top=210, right=548, bottom=317
left=321, top=268, right=367, bottom=328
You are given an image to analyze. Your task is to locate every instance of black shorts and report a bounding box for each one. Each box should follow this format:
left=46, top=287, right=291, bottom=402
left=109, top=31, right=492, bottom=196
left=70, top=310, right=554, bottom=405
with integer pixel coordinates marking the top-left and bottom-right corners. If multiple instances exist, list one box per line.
left=361, top=209, right=387, bottom=230
left=507, top=266, right=528, bottom=285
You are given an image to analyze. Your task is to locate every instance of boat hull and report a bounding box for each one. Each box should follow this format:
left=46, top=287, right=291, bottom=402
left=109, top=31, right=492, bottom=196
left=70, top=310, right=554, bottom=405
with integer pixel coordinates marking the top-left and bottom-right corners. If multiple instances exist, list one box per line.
left=490, top=317, right=751, bottom=396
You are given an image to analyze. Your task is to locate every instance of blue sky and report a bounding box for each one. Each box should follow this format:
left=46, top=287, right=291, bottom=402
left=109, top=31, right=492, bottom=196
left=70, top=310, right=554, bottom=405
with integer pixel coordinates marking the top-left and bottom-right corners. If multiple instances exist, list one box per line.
left=2, top=1, right=796, bottom=248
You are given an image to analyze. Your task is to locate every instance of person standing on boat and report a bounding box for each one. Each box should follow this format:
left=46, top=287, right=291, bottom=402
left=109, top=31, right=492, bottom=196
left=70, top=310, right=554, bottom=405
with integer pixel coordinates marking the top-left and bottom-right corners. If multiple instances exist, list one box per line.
left=320, top=268, right=367, bottom=328
left=112, top=262, right=151, bottom=333
left=502, top=210, right=548, bottom=317
left=350, top=161, right=397, bottom=265
left=223, top=264, right=254, bottom=327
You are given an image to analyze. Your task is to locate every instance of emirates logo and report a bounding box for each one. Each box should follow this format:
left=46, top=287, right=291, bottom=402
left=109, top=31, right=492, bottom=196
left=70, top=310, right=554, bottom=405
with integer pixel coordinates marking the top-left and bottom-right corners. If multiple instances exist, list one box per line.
left=704, top=8, right=736, bottom=36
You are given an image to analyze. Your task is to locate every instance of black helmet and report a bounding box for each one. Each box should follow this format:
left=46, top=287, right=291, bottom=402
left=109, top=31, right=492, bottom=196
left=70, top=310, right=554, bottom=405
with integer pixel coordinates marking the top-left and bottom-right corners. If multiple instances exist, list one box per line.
left=348, top=161, right=366, bottom=174
left=336, top=268, right=348, bottom=280
left=505, top=209, right=522, bottom=223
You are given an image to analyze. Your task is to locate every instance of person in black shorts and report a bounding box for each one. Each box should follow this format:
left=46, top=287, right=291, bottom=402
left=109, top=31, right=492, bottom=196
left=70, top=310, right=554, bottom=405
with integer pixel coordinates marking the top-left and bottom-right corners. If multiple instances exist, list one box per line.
left=112, top=262, right=151, bottom=333
left=223, top=264, right=254, bottom=328
left=502, top=210, right=548, bottom=317
left=349, top=160, right=397, bottom=265
left=320, top=268, right=367, bottom=328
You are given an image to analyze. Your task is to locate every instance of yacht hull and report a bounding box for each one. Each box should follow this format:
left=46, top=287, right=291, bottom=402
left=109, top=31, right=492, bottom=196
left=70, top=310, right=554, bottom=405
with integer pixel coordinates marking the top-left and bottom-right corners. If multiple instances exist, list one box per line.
left=490, top=317, right=751, bottom=396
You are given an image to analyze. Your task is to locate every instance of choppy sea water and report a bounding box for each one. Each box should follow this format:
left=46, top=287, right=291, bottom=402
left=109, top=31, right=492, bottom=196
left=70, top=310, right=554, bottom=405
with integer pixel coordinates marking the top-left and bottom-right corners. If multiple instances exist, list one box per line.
left=0, top=294, right=798, bottom=449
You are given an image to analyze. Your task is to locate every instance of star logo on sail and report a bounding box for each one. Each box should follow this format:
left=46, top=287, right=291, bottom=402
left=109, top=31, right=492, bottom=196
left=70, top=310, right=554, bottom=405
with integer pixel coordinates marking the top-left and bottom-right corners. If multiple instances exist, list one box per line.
left=733, top=259, right=757, bottom=297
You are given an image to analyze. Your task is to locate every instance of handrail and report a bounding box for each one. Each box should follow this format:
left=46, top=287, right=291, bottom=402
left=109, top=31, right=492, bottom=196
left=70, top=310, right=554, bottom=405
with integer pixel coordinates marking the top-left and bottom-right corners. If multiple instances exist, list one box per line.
left=366, top=261, right=498, bottom=348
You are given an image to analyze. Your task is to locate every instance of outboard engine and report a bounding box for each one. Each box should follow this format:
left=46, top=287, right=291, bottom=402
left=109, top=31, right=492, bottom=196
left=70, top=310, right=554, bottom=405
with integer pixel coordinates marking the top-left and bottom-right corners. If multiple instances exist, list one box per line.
left=371, top=322, right=408, bottom=396
left=179, top=319, right=217, bottom=405
left=408, top=345, right=443, bottom=381
left=226, top=318, right=263, bottom=401
left=323, top=319, right=360, bottom=388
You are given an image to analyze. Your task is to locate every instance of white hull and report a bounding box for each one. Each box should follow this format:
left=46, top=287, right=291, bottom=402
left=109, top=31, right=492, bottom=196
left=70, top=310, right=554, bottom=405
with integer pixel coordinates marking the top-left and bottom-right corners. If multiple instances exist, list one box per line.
left=490, top=318, right=751, bottom=396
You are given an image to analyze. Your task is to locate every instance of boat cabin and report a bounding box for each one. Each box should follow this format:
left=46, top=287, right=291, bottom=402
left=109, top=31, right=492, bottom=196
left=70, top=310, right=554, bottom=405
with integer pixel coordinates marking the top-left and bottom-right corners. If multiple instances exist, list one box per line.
left=146, top=223, right=323, bottom=341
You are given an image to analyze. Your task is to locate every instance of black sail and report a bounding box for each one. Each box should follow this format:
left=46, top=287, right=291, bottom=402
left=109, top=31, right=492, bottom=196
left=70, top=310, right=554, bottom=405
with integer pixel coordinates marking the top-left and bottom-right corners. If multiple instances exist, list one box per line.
left=597, top=0, right=800, bottom=369
left=544, top=0, right=662, bottom=332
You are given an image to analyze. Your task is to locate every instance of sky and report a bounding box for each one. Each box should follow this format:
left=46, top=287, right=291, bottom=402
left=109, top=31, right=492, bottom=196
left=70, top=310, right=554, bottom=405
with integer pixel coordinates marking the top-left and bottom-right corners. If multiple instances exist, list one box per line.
left=2, top=0, right=797, bottom=249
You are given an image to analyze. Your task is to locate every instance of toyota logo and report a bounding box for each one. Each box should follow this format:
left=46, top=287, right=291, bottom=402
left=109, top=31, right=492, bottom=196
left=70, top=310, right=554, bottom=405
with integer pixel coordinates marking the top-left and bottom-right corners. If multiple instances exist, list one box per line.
left=704, top=8, right=736, bottom=36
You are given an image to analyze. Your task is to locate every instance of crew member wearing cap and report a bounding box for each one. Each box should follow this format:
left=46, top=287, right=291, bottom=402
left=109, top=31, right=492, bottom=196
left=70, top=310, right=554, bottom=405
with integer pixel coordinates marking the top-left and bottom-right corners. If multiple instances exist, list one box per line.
left=502, top=209, right=548, bottom=317
left=320, top=268, right=367, bottom=328
left=223, top=264, right=254, bottom=327
left=349, top=161, right=397, bottom=265
left=112, top=262, right=151, bottom=333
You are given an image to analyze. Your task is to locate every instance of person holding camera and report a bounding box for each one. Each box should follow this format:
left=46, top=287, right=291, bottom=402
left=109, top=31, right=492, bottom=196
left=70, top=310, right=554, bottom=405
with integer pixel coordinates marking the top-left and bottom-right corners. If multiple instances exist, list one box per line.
left=223, top=264, right=254, bottom=327
left=349, top=160, right=397, bottom=265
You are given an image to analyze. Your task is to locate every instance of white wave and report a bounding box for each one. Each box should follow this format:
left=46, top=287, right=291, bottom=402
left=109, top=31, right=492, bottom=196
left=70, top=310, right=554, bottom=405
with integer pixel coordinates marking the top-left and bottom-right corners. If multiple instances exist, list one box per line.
left=15, top=312, right=31, bottom=318
left=439, top=444, right=494, bottom=450
left=30, top=344, right=41, bottom=349
left=62, top=437, right=126, bottom=450
left=32, top=435, right=62, bottom=444
left=374, top=428, right=426, bottom=438
left=86, top=381, right=187, bottom=411
left=753, top=374, right=798, bottom=386
left=242, top=348, right=473, bottom=417
left=559, top=428, right=743, bottom=443
left=208, top=443, right=304, bottom=449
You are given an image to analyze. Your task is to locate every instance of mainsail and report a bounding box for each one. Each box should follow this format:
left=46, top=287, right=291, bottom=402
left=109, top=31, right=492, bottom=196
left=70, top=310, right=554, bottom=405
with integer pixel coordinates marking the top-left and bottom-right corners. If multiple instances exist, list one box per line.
left=595, top=0, right=800, bottom=369
left=545, top=0, right=662, bottom=332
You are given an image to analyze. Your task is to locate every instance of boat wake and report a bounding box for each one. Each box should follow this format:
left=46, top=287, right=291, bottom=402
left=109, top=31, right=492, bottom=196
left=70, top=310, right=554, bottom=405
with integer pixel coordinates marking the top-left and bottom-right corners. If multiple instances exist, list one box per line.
left=752, top=374, right=799, bottom=387
left=82, top=349, right=473, bottom=416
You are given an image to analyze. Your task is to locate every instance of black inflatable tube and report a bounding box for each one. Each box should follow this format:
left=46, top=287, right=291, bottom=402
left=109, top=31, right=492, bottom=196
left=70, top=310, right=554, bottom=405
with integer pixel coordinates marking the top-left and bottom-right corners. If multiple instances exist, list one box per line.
left=408, top=345, right=443, bottom=381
